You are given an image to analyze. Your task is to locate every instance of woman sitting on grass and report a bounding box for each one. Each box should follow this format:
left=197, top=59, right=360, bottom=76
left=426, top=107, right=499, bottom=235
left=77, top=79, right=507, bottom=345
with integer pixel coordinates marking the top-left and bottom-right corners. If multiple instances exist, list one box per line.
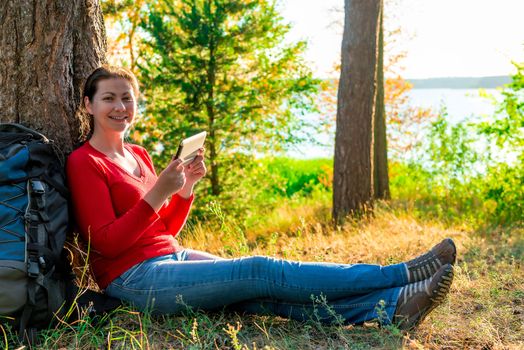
left=67, top=65, right=456, bottom=330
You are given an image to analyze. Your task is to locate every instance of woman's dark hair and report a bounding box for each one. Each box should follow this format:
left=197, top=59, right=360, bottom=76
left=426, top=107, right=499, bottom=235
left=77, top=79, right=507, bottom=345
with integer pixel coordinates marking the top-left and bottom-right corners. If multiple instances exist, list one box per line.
left=78, top=65, right=140, bottom=142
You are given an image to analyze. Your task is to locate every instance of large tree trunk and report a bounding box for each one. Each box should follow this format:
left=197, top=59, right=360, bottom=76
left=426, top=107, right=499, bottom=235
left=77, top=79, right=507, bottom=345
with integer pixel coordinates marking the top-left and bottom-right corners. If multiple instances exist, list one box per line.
left=373, top=6, right=390, bottom=200
left=0, top=0, right=106, bottom=154
left=333, top=0, right=382, bottom=222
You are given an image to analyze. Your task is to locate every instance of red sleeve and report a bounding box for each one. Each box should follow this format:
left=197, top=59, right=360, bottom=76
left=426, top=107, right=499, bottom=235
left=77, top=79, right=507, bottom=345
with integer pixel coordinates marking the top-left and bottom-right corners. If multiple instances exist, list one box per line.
left=66, top=151, right=160, bottom=258
left=158, top=193, right=194, bottom=236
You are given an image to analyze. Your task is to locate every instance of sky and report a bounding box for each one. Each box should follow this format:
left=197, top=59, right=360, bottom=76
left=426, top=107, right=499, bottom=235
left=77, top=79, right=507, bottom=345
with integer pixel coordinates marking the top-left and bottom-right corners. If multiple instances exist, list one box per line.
left=279, top=0, right=524, bottom=79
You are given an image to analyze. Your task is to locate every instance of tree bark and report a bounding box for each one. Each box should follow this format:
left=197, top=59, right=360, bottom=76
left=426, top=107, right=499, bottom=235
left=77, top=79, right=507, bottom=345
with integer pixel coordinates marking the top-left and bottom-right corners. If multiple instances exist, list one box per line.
left=207, top=42, right=220, bottom=196
left=373, top=5, right=390, bottom=200
left=333, top=0, right=382, bottom=222
left=0, top=0, right=106, bottom=154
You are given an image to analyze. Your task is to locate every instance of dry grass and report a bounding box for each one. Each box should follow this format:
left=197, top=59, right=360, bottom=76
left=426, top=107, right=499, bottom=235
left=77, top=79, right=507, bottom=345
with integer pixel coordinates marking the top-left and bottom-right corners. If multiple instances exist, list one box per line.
left=6, top=196, right=523, bottom=349
left=180, top=198, right=523, bottom=350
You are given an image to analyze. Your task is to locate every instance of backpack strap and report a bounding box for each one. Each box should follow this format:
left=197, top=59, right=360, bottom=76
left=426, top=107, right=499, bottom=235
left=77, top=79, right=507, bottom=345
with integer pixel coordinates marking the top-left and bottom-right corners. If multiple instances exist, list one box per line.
left=25, top=179, right=48, bottom=278
left=18, top=179, right=54, bottom=337
left=0, top=123, right=48, bottom=143
left=18, top=179, right=49, bottom=337
left=18, top=281, right=38, bottom=340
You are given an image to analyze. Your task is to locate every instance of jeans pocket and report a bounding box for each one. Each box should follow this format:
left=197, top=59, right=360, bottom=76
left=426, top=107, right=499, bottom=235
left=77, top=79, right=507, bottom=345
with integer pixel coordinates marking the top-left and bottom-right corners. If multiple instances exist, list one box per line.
left=119, top=261, right=146, bottom=287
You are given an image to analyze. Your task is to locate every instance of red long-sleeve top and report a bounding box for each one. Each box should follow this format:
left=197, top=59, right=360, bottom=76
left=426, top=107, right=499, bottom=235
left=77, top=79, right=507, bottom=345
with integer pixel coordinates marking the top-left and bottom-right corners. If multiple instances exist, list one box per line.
left=66, top=142, right=193, bottom=289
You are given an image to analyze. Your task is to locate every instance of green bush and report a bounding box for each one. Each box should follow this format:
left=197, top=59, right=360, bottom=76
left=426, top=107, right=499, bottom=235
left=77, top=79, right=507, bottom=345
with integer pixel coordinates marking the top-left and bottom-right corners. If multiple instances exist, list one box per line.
left=188, top=156, right=332, bottom=227
left=480, top=161, right=524, bottom=225
left=388, top=62, right=523, bottom=227
left=261, top=157, right=332, bottom=197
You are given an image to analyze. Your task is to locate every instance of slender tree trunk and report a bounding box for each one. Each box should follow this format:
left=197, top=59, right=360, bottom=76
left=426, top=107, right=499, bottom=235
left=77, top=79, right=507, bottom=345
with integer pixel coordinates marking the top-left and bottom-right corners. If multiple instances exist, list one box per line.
left=207, top=44, right=220, bottom=195
left=208, top=130, right=220, bottom=196
left=373, top=5, right=390, bottom=200
left=0, top=0, right=106, bottom=154
left=333, top=0, right=382, bottom=222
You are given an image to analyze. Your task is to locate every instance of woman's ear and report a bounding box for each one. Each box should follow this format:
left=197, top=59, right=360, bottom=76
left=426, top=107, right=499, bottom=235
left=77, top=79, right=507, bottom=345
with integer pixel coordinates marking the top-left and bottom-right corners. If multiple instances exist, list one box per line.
left=84, top=96, right=93, bottom=115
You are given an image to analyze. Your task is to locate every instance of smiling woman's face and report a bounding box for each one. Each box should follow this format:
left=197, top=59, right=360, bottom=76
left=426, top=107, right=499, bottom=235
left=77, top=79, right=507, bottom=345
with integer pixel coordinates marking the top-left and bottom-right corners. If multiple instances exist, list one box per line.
left=85, top=77, right=137, bottom=136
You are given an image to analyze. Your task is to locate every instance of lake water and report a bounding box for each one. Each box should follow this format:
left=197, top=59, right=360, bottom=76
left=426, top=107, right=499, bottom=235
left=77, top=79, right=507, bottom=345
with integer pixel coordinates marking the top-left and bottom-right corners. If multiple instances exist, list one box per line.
left=408, top=89, right=500, bottom=124
left=287, top=88, right=502, bottom=159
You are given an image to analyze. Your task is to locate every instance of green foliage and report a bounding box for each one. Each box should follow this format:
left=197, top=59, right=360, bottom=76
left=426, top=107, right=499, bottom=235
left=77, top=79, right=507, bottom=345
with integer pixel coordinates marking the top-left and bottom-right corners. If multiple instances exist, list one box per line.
left=477, top=62, right=524, bottom=151
left=134, top=0, right=320, bottom=196
left=481, top=162, right=524, bottom=224
left=262, top=157, right=332, bottom=197
left=388, top=64, right=524, bottom=227
left=426, top=112, right=480, bottom=180
left=389, top=161, right=485, bottom=225
left=189, top=157, right=332, bottom=226
left=474, top=63, right=523, bottom=225
left=470, top=62, right=523, bottom=225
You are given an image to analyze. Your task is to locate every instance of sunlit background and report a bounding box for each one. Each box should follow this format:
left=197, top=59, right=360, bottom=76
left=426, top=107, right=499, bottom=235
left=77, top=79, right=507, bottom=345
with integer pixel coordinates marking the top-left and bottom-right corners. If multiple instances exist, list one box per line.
left=278, top=0, right=524, bottom=158
left=280, top=0, right=524, bottom=79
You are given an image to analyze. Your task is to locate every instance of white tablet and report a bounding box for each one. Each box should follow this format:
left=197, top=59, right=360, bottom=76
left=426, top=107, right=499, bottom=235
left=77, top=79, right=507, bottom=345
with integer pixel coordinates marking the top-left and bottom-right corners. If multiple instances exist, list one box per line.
left=174, top=131, right=207, bottom=165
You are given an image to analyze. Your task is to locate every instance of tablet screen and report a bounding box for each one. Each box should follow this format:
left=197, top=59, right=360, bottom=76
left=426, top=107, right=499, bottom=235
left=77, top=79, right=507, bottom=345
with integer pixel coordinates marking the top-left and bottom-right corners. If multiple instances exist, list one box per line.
left=176, top=131, right=207, bottom=165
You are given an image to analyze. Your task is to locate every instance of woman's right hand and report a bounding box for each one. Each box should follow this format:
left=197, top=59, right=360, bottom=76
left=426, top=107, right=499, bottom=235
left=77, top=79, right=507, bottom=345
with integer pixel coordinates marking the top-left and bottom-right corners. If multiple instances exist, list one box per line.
left=144, top=158, right=186, bottom=211
left=157, top=158, right=186, bottom=195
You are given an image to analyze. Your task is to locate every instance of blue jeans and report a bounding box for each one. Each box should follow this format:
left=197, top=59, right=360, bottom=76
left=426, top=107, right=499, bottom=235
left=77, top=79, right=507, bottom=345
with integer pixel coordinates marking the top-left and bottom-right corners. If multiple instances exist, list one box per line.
left=105, top=249, right=408, bottom=325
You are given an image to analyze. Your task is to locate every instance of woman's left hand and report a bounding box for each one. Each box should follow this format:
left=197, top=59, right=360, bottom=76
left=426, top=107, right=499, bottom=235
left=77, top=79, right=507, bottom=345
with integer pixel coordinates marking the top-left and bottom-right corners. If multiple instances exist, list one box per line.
left=184, top=148, right=207, bottom=186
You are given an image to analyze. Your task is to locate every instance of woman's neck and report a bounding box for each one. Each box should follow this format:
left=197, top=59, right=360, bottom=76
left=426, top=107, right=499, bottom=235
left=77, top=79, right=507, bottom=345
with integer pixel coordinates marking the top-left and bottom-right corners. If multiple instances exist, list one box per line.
left=88, top=132, right=126, bottom=157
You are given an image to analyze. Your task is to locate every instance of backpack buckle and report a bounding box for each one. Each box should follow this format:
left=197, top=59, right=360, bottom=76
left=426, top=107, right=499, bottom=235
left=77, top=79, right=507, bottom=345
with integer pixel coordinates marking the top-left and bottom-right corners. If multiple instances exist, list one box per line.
left=27, top=259, right=39, bottom=278
left=27, top=243, right=42, bottom=278
left=29, top=180, right=45, bottom=195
